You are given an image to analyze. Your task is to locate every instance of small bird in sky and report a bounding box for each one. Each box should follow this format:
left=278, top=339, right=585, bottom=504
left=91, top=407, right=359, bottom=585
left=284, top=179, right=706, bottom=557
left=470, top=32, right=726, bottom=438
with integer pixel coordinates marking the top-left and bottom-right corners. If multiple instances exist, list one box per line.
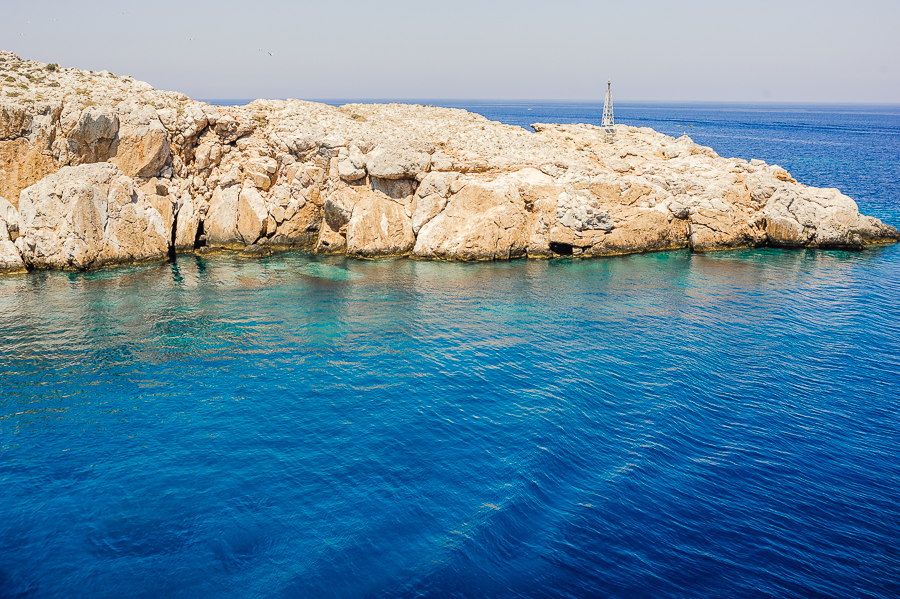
left=268, top=52, right=273, bottom=56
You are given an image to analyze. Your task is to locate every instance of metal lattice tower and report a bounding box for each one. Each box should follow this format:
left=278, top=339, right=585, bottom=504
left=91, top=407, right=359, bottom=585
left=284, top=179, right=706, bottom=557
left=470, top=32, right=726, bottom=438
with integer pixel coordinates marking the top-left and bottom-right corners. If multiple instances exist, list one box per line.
left=601, top=79, right=615, bottom=143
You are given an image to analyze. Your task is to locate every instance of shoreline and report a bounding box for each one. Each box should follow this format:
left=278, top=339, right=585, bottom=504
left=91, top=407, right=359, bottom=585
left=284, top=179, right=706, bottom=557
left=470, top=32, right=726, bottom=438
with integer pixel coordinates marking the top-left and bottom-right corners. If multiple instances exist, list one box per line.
left=1, top=50, right=898, bottom=276
left=8, top=240, right=899, bottom=279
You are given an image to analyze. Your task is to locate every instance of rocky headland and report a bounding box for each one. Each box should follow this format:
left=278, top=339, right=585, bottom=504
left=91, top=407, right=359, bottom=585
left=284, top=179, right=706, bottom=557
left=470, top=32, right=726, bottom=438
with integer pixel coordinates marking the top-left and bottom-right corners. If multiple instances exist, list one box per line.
left=1, top=50, right=897, bottom=274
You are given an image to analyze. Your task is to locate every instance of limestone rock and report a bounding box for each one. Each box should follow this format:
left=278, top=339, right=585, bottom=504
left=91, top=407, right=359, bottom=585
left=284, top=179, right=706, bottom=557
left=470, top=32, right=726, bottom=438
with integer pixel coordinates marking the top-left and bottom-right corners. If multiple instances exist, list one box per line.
left=64, top=106, right=119, bottom=165
left=763, top=187, right=899, bottom=249
left=556, top=191, right=613, bottom=232
left=669, top=202, right=689, bottom=219
left=17, top=163, right=168, bottom=270
left=173, top=192, right=200, bottom=251
left=205, top=185, right=242, bottom=247
left=193, top=131, right=223, bottom=172
left=0, top=103, right=30, bottom=139
left=0, top=102, right=61, bottom=206
left=215, top=113, right=256, bottom=144
left=244, top=157, right=278, bottom=190
left=143, top=189, right=175, bottom=240
left=0, top=196, right=18, bottom=238
left=412, top=194, right=448, bottom=235
left=0, top=138, right=58, bottom=209
left=238, top=183, right=269, bottom=244
left=584, top=211, right=689, bottom=256
left=365, top=145, right=431, bottom=179
left=0, top=51, right=895, bottom=272
left=270, top=200, right=320, bottom=247
left=338, top=158, right=366, bottom=181
left=0, top=239, right=25, bottom=274
left=109, top=104, right=170, bottom=177
left=413, top=175, right=527, bottom=261
left=416, top=171, right=458, bottom=199
left=347, top=194, right=416, bottom=257
left=316, top=186, right=355, bottom=253
left=688, top=208, right=765, bottom=251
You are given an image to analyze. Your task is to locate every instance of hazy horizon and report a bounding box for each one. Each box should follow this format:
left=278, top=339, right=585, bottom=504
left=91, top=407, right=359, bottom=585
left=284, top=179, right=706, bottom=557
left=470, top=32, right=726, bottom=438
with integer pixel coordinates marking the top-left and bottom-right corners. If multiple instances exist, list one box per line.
left=200, top=98, right=900, bottom=106
left=3, top=0, right=898, bottom=103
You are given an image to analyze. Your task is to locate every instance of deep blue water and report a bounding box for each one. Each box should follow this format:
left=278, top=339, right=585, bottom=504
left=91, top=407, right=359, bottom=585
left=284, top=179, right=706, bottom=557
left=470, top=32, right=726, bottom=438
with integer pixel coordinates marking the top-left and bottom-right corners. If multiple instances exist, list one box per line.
left=2, top=104, right=900, bottom=598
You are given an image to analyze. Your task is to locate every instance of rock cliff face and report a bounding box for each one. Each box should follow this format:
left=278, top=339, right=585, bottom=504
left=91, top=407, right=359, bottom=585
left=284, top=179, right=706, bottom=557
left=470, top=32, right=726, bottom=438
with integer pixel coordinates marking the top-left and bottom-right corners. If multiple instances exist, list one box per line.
left=0, top=50, right=897, bottom=273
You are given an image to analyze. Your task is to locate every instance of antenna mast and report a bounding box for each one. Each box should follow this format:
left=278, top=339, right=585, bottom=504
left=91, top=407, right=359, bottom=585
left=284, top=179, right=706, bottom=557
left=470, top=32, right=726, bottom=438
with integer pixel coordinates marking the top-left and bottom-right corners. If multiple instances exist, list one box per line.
left=601, top=79, right=615, bottom=143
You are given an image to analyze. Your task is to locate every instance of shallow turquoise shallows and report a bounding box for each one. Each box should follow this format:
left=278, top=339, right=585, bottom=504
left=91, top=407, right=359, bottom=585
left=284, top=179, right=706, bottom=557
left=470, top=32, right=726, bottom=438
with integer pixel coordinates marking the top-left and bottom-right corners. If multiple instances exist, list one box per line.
left=2, top=104, right=900, bottom=598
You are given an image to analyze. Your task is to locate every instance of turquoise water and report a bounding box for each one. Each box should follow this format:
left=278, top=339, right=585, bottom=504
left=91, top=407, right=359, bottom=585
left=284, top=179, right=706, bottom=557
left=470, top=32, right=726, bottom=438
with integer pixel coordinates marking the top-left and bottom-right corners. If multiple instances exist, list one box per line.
left=2, top=105, right=900, bottom=598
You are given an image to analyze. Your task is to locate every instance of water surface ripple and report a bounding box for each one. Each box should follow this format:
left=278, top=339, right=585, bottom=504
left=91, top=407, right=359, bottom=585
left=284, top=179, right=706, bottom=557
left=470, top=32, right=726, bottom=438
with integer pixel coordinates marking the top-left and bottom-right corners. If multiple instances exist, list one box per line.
left=2, top=104, right=900, bottom=598
left=2, top=247, right=899, bottom=598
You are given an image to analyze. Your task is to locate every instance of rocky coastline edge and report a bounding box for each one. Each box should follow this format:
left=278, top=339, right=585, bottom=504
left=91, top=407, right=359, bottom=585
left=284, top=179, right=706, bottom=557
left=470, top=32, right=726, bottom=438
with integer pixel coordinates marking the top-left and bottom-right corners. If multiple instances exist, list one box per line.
left=1, top=50, right=898, bottom=275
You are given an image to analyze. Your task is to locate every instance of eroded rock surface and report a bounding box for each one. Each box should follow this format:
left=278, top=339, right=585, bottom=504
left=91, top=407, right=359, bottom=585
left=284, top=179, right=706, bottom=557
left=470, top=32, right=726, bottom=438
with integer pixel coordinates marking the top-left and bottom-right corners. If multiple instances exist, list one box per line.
left=16, top=163, right=168, bottom=270
left=0, top=49, right=896, bottom=273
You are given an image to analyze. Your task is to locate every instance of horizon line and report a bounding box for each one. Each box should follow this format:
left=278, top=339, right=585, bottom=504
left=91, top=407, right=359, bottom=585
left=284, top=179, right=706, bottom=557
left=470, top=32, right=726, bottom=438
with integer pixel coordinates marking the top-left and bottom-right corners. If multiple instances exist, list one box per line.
left=196, top=98, right=900, bottom=107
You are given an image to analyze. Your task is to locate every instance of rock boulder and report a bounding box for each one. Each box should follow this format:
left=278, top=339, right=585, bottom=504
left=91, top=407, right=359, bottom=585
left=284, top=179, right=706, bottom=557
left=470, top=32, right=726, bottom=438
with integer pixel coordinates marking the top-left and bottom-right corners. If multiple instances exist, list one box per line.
left=16, top=163, right=169, bottom=270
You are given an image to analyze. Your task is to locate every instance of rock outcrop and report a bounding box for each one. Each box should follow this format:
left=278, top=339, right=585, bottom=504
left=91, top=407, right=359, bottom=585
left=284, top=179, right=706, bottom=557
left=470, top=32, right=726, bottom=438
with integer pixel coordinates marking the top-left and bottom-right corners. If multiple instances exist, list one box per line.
left=0, top=194, right=25, bottom=274
left=0, top=49, right=897, bottom=273
left=16, top=163, right=169, bottom=270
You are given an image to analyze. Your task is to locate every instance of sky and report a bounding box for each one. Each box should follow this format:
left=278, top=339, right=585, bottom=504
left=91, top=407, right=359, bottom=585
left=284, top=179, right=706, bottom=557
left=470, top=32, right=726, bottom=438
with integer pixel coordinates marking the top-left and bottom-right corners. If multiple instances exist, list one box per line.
left=2, top=0, right=898, bottom=103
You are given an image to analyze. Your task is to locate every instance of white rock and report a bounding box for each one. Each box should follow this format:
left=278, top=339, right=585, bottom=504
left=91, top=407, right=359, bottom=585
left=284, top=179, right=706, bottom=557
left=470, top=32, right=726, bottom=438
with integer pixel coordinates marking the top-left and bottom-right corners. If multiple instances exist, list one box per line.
left=365, top=145, right=431, bottom=179
left=338, top=159, right=366, bottom=181
left=0, top=240, right=25, bottom=274
left=17, top=163, right=168, bottom=270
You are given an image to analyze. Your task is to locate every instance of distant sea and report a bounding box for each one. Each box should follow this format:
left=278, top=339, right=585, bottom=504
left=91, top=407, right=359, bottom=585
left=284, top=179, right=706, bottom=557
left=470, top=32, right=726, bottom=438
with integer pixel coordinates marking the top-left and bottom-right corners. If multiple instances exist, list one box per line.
left=1, top=103, right=899, bottom=599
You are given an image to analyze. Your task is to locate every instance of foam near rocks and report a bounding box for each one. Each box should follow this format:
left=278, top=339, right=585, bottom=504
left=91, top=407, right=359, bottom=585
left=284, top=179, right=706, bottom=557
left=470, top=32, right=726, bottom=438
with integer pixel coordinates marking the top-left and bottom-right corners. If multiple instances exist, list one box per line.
left=1, top=50, right=897, bottom=272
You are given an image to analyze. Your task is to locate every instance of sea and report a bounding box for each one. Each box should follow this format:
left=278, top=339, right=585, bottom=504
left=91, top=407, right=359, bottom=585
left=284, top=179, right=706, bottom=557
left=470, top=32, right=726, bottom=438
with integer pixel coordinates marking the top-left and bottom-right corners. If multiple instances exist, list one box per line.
left=1, top=103, right=899, bottom=599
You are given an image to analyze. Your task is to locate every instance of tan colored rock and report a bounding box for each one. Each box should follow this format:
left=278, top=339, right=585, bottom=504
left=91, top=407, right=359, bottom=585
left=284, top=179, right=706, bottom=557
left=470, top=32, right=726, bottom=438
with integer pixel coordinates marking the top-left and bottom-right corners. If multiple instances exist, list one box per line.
left=347, top=193, right=416, bottom=257
left=338, top=158, right=366, bottom=181
left=215, top=113, right=256, bottom=144
left=584, top=211, right=689, bottom=256
left=411, top=171, right=459, bottom=234
left=0, top=51, right=895, bottom=272
left=0, top=139, right=58, bottom=208
left=193, top=130, right=223, bottom=172
left=761, top=186, right=896, bottom=249
left=173, top=192, right=200, bottom=251
left=144, top=191, right=175, bottom=240
left=16, top=163, right=168, bottom=270
left=413, top=175, right=528, bottom=260
left=64, top=106, right=119, bottom=165
left=0, top=239, right=25, bottom=274
left=237, top=183, right=268, bottom=243
left=0, top=196, right=19, bottom=239
left=205, top=184, right=242, bottom=247
left=108, top=104, right=170, bottom=177
left=0, top=103, right=30, bottom=139
left=688, top=208, right=765, bottom=250
left=270, top=200, right=320, bottom=247
left=244, top=157, right=278, bottom=190
left=412, top=194, right=448, bottom=235
left=178, top=102, right=208, bottom=140
left=365, top=145, right=431, bottom=179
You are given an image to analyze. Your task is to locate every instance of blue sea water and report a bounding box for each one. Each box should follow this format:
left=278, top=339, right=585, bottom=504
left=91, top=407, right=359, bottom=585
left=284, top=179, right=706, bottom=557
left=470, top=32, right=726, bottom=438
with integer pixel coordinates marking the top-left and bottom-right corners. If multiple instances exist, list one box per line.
left=2, top=104, right=900, bottom=598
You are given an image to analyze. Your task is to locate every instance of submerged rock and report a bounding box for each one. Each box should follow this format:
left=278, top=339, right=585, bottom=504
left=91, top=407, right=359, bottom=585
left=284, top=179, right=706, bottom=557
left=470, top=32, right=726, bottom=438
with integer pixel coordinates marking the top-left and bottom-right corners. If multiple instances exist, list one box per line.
left=0, top=49, right=896, bottom=272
